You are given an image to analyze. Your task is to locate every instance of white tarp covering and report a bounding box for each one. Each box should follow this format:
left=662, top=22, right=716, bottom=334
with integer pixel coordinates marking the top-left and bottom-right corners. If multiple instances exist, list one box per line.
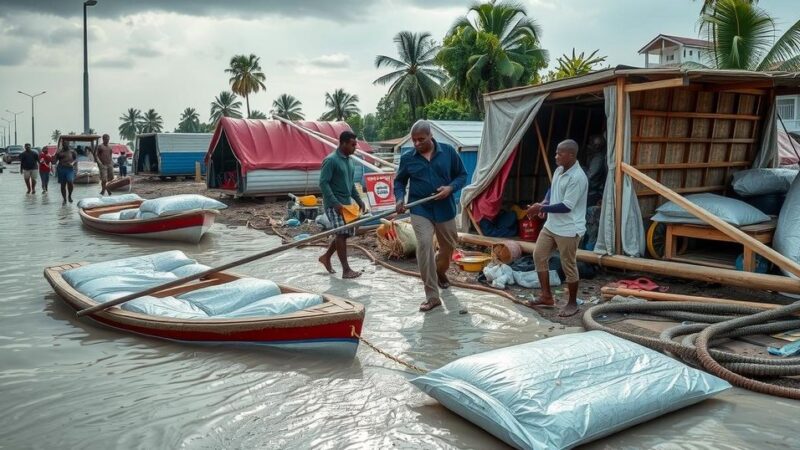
left=458, top=93, right=548, bottom=230
left=754, top=103, right=778, bottom=169
left=594, top=85, right=646, bottom=257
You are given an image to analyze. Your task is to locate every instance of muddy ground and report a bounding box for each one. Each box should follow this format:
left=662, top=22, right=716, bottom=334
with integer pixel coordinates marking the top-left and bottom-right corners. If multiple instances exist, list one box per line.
left=131, top=175, right=788, bottom=328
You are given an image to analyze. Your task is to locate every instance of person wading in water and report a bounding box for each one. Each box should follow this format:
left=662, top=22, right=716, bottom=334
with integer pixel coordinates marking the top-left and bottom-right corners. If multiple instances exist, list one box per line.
left=55, top=141, right=78, bottom=205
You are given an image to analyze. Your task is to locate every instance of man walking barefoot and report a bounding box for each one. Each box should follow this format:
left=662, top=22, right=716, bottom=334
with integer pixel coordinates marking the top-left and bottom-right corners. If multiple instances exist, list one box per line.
left=55, top=141, right=78, bottom=205
left=395, top=120, right=467, bottom=312
left=19, top=144, right=39, bottom=194
left=95, top=134, right=114, bottom=195
left=525, top=139, right=588, bottom=317
left=318, top=131, right=366, bottom=279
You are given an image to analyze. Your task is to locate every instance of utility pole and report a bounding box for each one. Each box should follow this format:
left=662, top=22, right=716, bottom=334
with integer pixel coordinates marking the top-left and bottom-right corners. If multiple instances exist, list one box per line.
left=6, top=110, right=23, bottom=145
left=83, top=0, right=98, bottom=134
left=17, top=90, right=46, bottom=146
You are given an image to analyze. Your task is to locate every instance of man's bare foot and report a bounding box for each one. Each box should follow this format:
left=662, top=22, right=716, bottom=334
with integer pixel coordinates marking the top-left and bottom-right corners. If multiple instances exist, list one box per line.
left=524, top=296, right=556, bottom=308
left=318, top=255, right=335, bottom=274
left=68, top=197, right=73, bottom=203
left=437, top=272, right=450, bottom=289
left=62, top=200, right=66, bottom=206
left=558, top=303, right=579, bottom=317
left=419, top=298, right=442, bottom=312
left=342, top=269, right=361, bottom=279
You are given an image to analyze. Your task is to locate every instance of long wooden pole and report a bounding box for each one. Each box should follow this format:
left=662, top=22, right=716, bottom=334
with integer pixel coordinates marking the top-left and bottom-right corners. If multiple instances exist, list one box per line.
left=621, top=162, right=800, bottom=279
left=533, top=121, right=553, bottom=181
left=76, top=195, right=439, bottom=317
left=457, top=233, right=800, bottom=294
left=613, top=77, right=626, bottom=255
left=600, top=286, right=794, bottom=312
left=298, top=122, right=398, bottom=170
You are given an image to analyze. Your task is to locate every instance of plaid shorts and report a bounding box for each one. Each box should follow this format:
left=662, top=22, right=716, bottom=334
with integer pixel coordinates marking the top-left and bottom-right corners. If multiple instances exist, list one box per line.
left=325, top=207, right=355, bottom=236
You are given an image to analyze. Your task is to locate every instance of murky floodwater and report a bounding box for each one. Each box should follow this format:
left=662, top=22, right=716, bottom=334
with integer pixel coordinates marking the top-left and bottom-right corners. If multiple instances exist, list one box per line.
left=0, top=170, right=798, bottom=449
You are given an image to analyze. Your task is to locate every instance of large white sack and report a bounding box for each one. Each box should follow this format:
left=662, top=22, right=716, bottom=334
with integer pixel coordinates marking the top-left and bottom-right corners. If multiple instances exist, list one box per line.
left=77, top=193, right=143, bottom=209
left=412, top=331, right=730, bottom=450
left=512, top=270, right=561, bottom=289
left=62, top=251, right=196, bottom=288
left=731, top=168, right=798, bottom=197
left=121, top=295, right=209, bottom=319
left=170, top=263, right=211, bottom=278
left=118, top=208, right=140, bottom=220
left=178, top=278, right=281, bottom=316
left=219, top=293, right=323, bottom=318
left=139, top=194, right=227, bottom=217
left=656, top=193, right=769, bottom=226
left=98, top=212, right=122, bottom=220
left=78, top=273, right=178, bottom=299
left=775, top=175, right=800, bottom=282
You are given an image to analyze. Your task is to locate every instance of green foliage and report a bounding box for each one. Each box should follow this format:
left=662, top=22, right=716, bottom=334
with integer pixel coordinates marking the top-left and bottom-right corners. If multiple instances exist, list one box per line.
left=553, top=49, right=606, bottom=80
left=438, top=0, right=548, bottom=115
left=423, top=98, right=473, bottom=120
left=362, top=113, right=378, bottom=142
left=701, top=0, right=800, bottom=71
left=345, top=114, right=364, bottom=139
left=374, top=31, right=446, bottom=121
left=248, top=109, right=268, bottom=119
left=375, top=94, right=413, bottom=140
left=320, top=89, right=360, bottom=121
left=50, top=129, right=61, bottom=142
left=225, top=54, right=267, bottom=117
left=140, top=109, right=164, bottom=133
left=177, top=107, right=201, bottom=133
left=271, top=94, right=305, bottom=120
left=118, top=108, right=142, bottom=142
left=210, top=91, right=243, bottom=123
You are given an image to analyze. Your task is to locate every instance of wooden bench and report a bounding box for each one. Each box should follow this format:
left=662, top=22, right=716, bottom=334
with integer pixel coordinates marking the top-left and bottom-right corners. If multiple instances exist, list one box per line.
left=664, top=218, right=777, bottom=272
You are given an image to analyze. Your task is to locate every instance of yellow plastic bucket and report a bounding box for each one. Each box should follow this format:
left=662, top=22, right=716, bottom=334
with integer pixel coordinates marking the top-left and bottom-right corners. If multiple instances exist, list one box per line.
left=458, top=255, right=492, bottom=272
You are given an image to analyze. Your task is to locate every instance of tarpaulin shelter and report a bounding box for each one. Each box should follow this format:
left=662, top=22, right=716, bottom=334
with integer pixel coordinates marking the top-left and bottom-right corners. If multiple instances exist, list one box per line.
left=205, top=118, right=372, bottom=196
left=460, top=66, right=800, bottom=290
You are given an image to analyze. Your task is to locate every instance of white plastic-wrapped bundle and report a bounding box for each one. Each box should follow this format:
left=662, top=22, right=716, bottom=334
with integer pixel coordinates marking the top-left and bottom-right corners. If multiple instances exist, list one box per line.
left=98, top=212, right=122, bottom=220
left=62, top=250, right=196, bottom=288
left=139, top=194, right=227, bottom=217
left=219, top=293, right=323, bottom=318
left=178, top=278, right=281, bottom=316
left=412, top=331, right=730, bottom=450
left=655, top=193, right=769, bottom=226
left=170, top=263, right=211, bottom=278
left=118, top=208, right=140, bottom=220
left=77, top=193, right=143, bottom=209
left=732, top=168, right=798, bottom=196
left=78, top=273, right=179, bottom=299
left=121, top=295, right=209, bottom=319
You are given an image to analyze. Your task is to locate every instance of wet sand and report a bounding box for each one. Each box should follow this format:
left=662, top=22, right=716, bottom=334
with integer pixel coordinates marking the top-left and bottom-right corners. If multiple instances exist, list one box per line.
left=1, top=172, right=799, bottom=449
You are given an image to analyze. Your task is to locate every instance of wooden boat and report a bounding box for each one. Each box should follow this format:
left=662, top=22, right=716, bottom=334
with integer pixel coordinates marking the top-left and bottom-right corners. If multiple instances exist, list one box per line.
left=106, top=176, right=132, bottom=192
left=44, top=263, right=365, bottom=350
left=79, top=200, right=218, bottom=243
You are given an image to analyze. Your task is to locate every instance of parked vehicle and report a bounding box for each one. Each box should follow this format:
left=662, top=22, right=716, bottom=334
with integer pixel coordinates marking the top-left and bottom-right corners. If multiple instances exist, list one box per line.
left=2, top=145, right=24, bottom=163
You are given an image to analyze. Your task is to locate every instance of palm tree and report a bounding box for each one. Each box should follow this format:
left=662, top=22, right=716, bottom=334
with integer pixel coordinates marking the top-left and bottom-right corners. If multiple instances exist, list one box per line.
left=374, top=31, right=446, bottom=121
left=321, top=89, right=360, bottom=121
left=248, top=109, right=267, bottom=119
left=50, top=129, right=61, bottom=143
left=210, top=91, right=243, bottom=123
left=118, top=108, right=142, bottom=143
left=270, top=94, right=305, bottom=120
left=225, top=54, right=267, bottom=118
left=140, top=109, right=164, bottom=133
left=438, top=1, right=548, bottom=113
left=553, top=49, right=607, bottom=79
left=700, top=0, right=800, bottom=71
left=177, top=107, right=201, bottom=132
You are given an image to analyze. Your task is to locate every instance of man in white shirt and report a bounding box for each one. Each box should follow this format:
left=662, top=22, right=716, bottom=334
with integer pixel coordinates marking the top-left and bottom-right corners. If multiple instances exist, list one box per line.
left=525, top=139, right=588, bottom=317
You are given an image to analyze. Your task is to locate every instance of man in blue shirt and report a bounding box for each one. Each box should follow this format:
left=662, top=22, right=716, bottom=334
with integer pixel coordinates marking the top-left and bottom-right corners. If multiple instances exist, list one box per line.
left=395, top=120, right=467, bottom=312
left=318, top=131, right=366, bottom=279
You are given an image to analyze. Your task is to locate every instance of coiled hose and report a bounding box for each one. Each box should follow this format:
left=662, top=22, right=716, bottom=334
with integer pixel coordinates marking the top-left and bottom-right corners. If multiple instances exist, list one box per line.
left=583, top=300, right=800, bottom=399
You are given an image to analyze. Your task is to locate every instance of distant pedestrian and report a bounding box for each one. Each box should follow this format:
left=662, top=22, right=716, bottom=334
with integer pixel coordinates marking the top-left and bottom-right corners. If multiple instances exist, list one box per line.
left=95, top=134, right=114, bottom=195
left=394, top=120, right=467, bottom=312
left=318, top=130, right=366, bottom=279
left=39, top=147, right=53, bottom=193
left=55, top=141, right=78, bottom=205
left=19, top=143, right=39, bottom=194
left=525, top=139, right=588, bottom=317
left=117, top=152, right=128, bottom=177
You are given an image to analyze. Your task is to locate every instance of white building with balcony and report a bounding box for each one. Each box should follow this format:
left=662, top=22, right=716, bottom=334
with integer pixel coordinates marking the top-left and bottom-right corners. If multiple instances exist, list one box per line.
left=639, top=34, right=800, bottom=133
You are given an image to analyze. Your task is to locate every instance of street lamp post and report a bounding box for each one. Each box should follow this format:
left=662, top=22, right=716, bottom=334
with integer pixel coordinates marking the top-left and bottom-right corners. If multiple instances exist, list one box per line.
left=17, top=90, right=46, bottom=147
left=1, top=119, right=10, bottom=147
left=83, top=0, right=98, bottom=134
left=6, top=110, right=23, bottom=146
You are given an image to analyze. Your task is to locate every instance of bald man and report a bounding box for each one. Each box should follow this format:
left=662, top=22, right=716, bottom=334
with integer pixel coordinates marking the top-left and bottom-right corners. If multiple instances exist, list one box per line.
left=525, top=139, right=588, bottom=317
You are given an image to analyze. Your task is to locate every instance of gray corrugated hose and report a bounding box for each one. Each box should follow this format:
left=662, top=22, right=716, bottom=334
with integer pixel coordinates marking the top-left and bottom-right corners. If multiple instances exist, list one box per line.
left=583, top=301, right=800, bottom=399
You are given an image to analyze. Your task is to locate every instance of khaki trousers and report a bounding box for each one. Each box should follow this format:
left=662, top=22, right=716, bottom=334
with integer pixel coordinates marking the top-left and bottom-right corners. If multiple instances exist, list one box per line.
left=410, top=215, right=459, bottom=300
left=533, top=228, right=581, bottom=283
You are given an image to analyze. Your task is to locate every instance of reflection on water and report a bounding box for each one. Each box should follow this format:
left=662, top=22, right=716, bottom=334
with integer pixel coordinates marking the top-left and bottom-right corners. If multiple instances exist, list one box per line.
left=0, top=175, right=798, bottom=449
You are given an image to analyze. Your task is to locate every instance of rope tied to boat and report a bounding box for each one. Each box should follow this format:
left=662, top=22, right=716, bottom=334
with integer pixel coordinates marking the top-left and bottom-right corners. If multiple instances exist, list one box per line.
left=350, top=325, right=429, bottom=374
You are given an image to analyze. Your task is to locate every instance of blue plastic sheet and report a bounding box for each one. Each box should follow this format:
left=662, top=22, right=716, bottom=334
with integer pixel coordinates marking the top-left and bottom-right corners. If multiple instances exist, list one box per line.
left=412, top=331, right=731, bottom=450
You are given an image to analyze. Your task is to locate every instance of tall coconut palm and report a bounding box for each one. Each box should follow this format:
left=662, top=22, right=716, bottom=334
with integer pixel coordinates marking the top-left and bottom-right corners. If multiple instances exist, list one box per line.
left=50, top=129, right=61, bottom=143
left=248, top=110, right=267, bottom=119
left=210, top=91, right=243, bottom=123
left=225, top=54, right=267, bottom=118
left=320, top=89, right=360, bottom=121
left=374, top=31, right=446, bottom=121
left=270, top=94, right=305, bottom=120
left=118, top=108, right=142, bottom=143
left=700, top=0, right=800, bottom=71
left=177, top=107, right=201, bottom=132
left=438, top=1, right=548, bottom=113
left=140, top=109, right=164, bottom=133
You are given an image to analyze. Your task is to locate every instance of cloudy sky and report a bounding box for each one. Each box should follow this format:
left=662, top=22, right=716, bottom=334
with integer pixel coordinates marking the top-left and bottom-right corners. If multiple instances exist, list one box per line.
left=0, top=0, right=796, bottom=146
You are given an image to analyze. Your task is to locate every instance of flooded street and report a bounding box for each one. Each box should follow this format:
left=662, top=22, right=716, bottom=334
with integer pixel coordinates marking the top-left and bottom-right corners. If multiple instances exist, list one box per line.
left=1, top=172, right=799, bottom=449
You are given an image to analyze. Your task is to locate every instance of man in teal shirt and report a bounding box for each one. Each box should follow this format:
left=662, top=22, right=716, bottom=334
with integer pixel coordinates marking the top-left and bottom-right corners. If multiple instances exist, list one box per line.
left=318, top=131, right=366, bottom=279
